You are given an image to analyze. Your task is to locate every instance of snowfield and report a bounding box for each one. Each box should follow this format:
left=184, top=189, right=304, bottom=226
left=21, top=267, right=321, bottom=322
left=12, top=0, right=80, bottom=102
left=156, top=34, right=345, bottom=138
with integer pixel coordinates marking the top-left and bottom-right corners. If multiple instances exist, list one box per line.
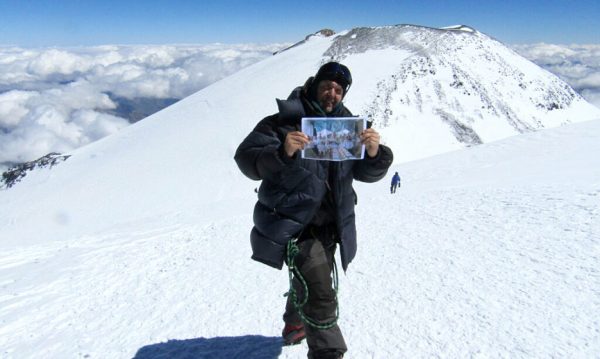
left=1, top=119, right=599, bottom=358
left=1, top=25, right=599, bottom=358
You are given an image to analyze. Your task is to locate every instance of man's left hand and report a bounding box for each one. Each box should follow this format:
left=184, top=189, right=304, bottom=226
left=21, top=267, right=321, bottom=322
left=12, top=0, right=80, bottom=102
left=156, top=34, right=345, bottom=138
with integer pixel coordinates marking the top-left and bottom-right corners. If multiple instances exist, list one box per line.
left=360, top=128, right=380, bottom=157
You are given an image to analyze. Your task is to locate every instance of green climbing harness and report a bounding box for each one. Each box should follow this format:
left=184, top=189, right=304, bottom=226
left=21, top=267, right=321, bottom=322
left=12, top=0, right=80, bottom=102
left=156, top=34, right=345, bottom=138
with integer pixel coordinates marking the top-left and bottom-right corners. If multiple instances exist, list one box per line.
left=284, top=238, right=340, bottom=330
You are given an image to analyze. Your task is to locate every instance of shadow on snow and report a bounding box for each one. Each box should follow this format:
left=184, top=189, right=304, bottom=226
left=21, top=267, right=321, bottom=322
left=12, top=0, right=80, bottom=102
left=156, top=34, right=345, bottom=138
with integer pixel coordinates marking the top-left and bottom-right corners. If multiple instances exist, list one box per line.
left=133, top=335, right=283, bottom=359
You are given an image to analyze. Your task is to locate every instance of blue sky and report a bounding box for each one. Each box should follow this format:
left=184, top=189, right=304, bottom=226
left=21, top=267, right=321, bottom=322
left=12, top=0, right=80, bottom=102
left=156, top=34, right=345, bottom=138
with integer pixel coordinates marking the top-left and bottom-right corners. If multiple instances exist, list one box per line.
left=0, top=0, right=598, bottom=46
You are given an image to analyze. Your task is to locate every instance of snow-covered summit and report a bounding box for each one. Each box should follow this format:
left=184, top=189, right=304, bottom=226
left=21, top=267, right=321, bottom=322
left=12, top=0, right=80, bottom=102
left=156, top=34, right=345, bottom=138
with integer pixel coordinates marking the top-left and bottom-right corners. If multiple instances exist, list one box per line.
left=322, top=24, right=600, bottom=161
left=441, top=24, right=476, bottom=32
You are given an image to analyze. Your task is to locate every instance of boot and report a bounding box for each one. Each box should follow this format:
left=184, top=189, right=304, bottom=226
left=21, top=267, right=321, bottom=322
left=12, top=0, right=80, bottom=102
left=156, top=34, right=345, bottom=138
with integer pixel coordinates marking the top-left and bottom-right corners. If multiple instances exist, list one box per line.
left=282, top=322, right=306, bottom=346
left=311, top=349, right=344, bottom=359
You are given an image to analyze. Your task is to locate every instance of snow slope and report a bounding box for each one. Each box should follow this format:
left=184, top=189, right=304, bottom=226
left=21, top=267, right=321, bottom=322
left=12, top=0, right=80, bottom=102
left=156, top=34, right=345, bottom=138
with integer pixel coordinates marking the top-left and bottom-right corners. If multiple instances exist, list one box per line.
left=1, top=25, right=599, bottom=358
left=1, top=119, right=599, bottom=358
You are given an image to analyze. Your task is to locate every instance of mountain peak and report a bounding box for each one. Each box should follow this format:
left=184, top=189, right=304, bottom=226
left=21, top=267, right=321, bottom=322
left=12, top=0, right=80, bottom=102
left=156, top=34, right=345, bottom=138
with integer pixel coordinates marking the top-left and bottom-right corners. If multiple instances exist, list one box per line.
left=274, top=28, right=336, bottom=55
left=307, top=28, right=336, bottom=39
left=441, top=24, right=477, bottom=32
left=316, top=24, right=599, bottom=162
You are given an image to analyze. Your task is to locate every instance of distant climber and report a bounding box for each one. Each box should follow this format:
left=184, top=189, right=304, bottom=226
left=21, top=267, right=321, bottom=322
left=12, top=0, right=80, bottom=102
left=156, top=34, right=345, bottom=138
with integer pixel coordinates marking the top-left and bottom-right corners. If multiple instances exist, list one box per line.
left=390, top=172, right=401, bottom=193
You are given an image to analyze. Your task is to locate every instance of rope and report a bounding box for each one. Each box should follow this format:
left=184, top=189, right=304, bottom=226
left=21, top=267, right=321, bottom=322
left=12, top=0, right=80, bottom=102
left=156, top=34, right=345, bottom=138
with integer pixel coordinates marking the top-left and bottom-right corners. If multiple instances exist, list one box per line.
left=284, top=238, right=339, bottom=330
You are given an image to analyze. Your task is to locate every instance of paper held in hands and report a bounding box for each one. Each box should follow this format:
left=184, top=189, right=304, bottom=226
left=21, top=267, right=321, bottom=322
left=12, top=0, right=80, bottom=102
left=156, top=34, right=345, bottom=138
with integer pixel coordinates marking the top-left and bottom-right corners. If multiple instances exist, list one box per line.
left=301, top=117, right=366, bottom=161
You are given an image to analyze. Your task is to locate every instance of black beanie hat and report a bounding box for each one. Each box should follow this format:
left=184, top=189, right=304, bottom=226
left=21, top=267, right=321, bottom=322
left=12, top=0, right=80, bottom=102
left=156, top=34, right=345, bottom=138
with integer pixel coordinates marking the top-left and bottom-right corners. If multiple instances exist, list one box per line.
left=313, top=61, right=352, bottom=95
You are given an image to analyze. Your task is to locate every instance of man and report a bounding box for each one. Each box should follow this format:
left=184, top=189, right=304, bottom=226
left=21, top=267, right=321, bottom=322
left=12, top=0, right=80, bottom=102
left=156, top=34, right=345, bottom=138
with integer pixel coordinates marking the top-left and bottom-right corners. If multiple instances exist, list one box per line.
left=391, top=171, right=401, bottom=193
left=234, top=62, right=393, bottom=359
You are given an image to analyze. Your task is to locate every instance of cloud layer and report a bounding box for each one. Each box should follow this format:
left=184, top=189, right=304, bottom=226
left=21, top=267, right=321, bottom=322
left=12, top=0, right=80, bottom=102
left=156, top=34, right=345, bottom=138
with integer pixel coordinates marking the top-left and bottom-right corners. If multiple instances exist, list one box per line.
left=513, top=43, right=600, bottom=109
left=1, top=42, right=598, bottom=171
left=0, top=44, right=286, bottom=170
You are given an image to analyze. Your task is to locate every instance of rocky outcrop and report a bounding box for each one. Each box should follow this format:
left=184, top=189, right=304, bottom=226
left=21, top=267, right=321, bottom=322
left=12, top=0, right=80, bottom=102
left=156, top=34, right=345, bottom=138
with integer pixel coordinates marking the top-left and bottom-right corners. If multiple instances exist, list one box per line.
left=274, top=28, right=336, bottom=55
left=1, top=153, right=70, bottom=189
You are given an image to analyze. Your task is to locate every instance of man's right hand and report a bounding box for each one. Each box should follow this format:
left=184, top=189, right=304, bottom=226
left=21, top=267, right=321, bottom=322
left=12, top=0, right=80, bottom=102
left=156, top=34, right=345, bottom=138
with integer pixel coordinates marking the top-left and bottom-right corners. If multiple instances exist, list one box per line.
left=284, top=131, right=309, bottom=157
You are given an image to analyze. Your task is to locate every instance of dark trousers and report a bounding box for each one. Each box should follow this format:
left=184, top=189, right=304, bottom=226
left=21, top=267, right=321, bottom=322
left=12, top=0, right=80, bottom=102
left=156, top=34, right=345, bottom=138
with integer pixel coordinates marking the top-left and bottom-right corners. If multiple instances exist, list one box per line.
left=283, top=226, right=347, bottom=357
left=391, top=183, right=398, bottom=193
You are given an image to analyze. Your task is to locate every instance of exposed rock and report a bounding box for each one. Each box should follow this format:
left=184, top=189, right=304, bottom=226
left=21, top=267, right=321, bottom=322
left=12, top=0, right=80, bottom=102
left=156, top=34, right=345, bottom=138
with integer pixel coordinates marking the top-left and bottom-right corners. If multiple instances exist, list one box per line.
left=274, top=29, right=337, bottom=55
left=308, top=29, right=335, bottom=39
left=1, top=153, right=71, bottom=189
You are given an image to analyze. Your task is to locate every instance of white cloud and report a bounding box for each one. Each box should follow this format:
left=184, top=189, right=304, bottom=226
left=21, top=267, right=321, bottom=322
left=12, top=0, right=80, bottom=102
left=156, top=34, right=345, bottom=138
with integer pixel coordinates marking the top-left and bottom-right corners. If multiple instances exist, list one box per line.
left=573, top=71, right=600, bottom=89
left=0, top=84, right=127, bottom=166
left=27, top=49, right=93, bottom=77
left=513, top=43, right=600, bottom=108
left=0, top=43, right=288, bottom=170
left=0, top=90, right=35, bottom=128
left=581, top=89, right=600, bottom=109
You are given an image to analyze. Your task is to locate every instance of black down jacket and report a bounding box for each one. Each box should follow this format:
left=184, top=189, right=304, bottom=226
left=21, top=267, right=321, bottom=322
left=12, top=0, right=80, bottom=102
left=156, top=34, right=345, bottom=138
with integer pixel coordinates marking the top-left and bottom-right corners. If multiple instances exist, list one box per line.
left=234, top=85, right=393, bottom=271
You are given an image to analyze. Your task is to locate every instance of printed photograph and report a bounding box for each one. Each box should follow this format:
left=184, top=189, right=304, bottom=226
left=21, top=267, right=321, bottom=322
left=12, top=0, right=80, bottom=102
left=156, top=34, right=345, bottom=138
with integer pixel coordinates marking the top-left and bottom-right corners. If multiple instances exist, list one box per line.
left=301, top=117, right=366, bottom=161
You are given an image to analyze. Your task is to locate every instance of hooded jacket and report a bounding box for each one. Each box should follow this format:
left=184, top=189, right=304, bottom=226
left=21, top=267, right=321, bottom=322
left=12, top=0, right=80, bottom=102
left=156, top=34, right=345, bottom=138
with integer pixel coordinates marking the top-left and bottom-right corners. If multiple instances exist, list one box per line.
left=234, top=78, right=393, bottom=271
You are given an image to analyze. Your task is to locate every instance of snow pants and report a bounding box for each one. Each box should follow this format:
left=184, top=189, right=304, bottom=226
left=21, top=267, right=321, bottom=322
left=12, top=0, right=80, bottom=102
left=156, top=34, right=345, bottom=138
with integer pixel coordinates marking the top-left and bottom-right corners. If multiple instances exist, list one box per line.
left=283, top=225, right=347, bottom=357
